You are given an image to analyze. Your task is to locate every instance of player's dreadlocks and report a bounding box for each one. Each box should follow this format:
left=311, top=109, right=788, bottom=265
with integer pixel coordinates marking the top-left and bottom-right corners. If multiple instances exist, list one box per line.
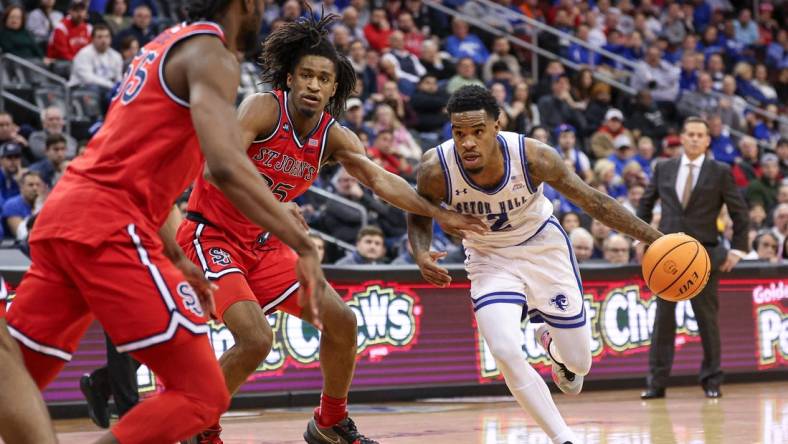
left=185, top=0, right=232, bottom=21
left=259, top=2, right=356, bottom=117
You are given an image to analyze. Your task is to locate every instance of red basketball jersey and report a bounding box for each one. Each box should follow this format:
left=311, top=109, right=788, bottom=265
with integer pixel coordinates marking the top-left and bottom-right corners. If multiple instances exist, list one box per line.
left=187, top=89, right=335, bottom=247
left=32, top=22, right=226, bottom=246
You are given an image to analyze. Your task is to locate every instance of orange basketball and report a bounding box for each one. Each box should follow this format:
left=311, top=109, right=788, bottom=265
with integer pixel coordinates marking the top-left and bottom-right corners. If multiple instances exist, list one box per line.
left=642, top=233, right=711, bottom=302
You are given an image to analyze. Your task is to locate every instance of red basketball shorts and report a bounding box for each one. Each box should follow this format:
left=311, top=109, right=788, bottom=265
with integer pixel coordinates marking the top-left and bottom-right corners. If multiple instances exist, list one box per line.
left=6, top=224, right=210, bottom=361
left=0, top=276, right=7, bottom=318
left=176, top=220, right=301, bottom=322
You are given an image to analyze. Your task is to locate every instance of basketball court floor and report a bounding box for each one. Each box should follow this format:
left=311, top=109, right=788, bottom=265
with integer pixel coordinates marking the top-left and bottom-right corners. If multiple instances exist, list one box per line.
left=50, top=381, right=786, bottom=444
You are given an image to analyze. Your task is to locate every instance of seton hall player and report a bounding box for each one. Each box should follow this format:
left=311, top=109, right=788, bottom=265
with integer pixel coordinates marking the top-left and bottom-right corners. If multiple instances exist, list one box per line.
left=4, top=1, right=327, bottom=443
left=176, top=10, right=485, bottom=444
left=408, top=86, right=664, bottom=444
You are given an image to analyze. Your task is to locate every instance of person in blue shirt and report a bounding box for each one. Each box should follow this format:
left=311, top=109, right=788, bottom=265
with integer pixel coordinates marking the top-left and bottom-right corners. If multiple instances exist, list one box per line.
left=2, top=170, right=41, bottom=240
left=608, top=134, right=636, bottom=176
left=29, top=133, right=69, bottom=189
left=444, top=17, right=489, bottom=65
left=708, top=115, right=739, bottom=165
left=0, top=142, right=22, bottom=200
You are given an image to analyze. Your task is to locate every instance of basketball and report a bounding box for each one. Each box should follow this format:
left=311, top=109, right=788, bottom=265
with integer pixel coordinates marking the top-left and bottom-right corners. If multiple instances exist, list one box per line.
left=642, top=233, right=711, bottom=302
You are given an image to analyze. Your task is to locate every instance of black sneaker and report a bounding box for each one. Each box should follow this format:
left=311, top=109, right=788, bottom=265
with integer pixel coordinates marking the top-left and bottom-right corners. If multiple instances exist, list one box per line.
left=304, top=416, right=378, bottom=444
left=79, top=374, right=110, bottom=429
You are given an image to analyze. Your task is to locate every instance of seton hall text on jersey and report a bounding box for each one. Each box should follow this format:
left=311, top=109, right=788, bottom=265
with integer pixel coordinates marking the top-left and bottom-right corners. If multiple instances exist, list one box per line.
left=252, top=148, right=316, bottom=181
left=454, top=194, right=530, bottom=216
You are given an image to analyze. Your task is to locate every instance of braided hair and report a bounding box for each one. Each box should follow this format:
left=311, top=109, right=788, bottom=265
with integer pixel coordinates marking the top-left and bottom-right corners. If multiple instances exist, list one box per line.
left=259, top=3, right=356, bottom=117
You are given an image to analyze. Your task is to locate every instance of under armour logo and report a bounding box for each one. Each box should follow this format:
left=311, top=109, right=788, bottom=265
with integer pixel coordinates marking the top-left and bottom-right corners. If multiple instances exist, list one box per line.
left=455, top=188, right=468, bottom=195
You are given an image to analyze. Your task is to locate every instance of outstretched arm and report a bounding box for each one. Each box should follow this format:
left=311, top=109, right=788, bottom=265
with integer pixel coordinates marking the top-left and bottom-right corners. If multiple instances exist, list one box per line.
left=527, top=138, right=663, bottom=243
left=407, top=149, right=452, bottom=287
left=329, top=125, right=486, bottom=236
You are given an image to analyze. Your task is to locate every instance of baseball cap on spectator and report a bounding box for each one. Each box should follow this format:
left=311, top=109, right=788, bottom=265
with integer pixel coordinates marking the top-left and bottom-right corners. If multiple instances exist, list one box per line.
left=614, top=134, right=633, bottom=150
left=605, top=108, right=624, bottom=121
left=759, top=2, right=773, bottom=11
left=663, top=135, right=682, bottom=148
left=555, top=124, right=576, bottom=137
left=762, top=153, right=779, bottom=164
left=1, top=142, right=22, bottom=157
left=346, top=98, right=363, bottom=110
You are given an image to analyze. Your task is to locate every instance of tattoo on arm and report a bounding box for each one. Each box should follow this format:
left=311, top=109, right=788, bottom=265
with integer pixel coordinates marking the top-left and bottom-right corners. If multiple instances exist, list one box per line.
left=528, top=139, right=663, bottom=243
left=407, top=150, right=446, bottom=256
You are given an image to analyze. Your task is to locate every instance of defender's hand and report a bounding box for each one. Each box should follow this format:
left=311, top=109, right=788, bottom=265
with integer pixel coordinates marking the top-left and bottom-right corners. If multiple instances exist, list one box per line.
left=415, top=251, right=451, bottom=287
left=295, top=250, right=324, bottom=330
left=286, top=202, right=309, bottom=232
left=435, top=210, right=487, bottom=238
left=174, top=256, right=217, bottom=319
left=719, top=251, right=741, bottom=272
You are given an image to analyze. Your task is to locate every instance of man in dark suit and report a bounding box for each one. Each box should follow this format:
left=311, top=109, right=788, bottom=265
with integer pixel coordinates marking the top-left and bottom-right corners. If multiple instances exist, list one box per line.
left=637, top=116, right=749, bottom=399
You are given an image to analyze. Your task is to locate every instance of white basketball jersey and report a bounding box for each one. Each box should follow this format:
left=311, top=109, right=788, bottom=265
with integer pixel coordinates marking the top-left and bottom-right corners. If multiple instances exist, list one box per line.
left=436, top=131, right=554, bottom=249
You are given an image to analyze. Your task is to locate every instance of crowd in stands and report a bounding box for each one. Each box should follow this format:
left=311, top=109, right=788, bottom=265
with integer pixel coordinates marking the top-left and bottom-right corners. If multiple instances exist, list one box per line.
left=0, top=0, right=786, bottom=266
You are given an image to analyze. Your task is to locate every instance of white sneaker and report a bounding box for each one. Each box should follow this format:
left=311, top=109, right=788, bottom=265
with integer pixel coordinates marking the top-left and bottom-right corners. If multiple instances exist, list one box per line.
left=537, top=324, right=583, bottom=395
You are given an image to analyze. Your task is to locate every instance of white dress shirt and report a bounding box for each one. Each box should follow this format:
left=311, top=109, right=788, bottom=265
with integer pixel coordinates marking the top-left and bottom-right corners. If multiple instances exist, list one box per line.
left=675, top=153, right=705, bottom=202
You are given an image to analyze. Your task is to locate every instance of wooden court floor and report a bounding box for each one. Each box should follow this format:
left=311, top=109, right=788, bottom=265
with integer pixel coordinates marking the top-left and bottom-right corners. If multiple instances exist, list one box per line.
left=51, top=381, right=786, bottom=444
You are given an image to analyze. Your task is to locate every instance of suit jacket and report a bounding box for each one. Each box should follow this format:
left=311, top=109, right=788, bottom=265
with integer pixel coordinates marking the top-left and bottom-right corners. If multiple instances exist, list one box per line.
left=637, top=156, right=749, bottom=269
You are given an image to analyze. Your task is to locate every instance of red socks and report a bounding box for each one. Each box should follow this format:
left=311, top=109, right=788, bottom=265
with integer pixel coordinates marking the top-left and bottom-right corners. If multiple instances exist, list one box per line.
left=315, top=393, right=348, bottom=428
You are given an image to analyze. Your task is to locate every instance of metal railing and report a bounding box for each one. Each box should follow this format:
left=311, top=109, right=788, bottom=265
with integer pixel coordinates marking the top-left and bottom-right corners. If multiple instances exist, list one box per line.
left=306, top=186, right=369, bottom=229
left=0, top=53, right=71, bottom=133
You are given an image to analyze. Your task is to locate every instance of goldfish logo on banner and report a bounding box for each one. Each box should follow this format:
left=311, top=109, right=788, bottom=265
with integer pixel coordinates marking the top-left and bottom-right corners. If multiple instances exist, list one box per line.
left=477, top=285, right=699, bottom=381
left=752, top=281, right=788, bottom=369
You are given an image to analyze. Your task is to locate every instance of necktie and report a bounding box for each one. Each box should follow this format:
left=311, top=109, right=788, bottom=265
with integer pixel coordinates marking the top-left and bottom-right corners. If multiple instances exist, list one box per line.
left=681, top=164, right=694, bottom=208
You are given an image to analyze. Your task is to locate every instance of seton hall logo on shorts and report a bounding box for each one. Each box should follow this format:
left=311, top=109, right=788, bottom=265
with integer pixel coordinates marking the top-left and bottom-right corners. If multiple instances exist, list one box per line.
left=209, top=248, right=231, bottom=266
left=550, top=294, right=569, bottom=312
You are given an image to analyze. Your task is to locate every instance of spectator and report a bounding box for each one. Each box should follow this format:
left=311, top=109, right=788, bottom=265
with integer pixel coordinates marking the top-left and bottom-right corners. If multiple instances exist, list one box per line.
left=341, top=98, right=374, bottom=142
left=708, top=115, right=738, bottom=165
left=560, top=211, right=581, bottom=233
left=335, top=225, right=388, bottom=265
left=392, top=238, right=416, bottom=265
left=113, top=5, right=154, bottom=50
left=733, top=9, right=759, bottom=47
left=772, top=204, right=788, bottom=255
left=370, top=104, right=421, bottom=165
left=734, top=62, right=770, bottom=107
left=340, top=6, right=364, bottom=42
left=409, top=75, right=449, bottom=140
left=509, top=82, right=540, bottom=135
left=777, top=138, right=788, bottom=177
left=752, top=63, right=778, bottom=103
left=537, top=74, right=586, bottom=136
left=30, top=133, right=69, bottom=189
left=622, top=184, right=645, bottom=213
left=419, top=39, right=455, bottom=81
left=609, top=134, right=636, bottom=175
left=376, top=58, right=416, bottom=98
left=331, top=24, right=352, bottom=55
left=529, top=126, right=550, bottom=145
left=381, top=31, right=426, bottom=84
left=26, top=0, right=63, bottom=47
left=591, top=108, right=635, bottom=160
left=746, top=154, right=781, bottom=213
left=593, top=158, right=627, bottom=199
left=555, top=124, right=592, bottom=183
left=396, top=12, right=424, bottom=57
left=483, top=37, right=521, bottom=84
left=677, top=72, right=719, bottom=120
left=2, top=171, right=42, bottom=241
left=622, top=160, right=649, bottom=190
left=603, top=234, right=631, bottom=264
left=660, top=134, right=683, bottom=159
left=70, top=23, right=124, bottom=94
left=446, top=57, right=485, bottom=95
left=47, top=0, right=92, bottom=61
left=570, top=227, right=594, bottom=263
left=706, top=53, right=726, bottom=90
left=744, top=231, right=780, bottom=263
left=631, top=45, right=680, bottom=103
left=532, top=60, right=565, bottom=101
left=731, top=136, right=761, bottom=188
left=626, top=89, right=668, bottom=144
left=565, top=24, right=595, bottom=66
left=444, top=18, right=489, bottom=65
left=366, top=129, right=414, bottom=181
left=634, top=136, right=656, bottom=177
left=584, top=83, right=612, bottom=137
left=0, top=112, right=27, bottom=148
left=0, top=143, right=23, bottom=200
left=590, top=219, right=611, bottom=259
left=0, top=5, right=45, bottom=59
left=765, top=29, right=786, bottom=70
left=28, top=107, right=78, bottom=161
left=309, top=232, right=326, bottom=263
left=280, top=0, right=303, bottom=22
left=118, top=35, right=139, bottom=69
left=363, top=8, right=392, bottom=52
left=103, top=0, right=132, bottom=36
left=716, top=75, right=747, bottom=130
left=661, top=3, right=689, bottom=46
left=749, top=202, right=768, bottom=230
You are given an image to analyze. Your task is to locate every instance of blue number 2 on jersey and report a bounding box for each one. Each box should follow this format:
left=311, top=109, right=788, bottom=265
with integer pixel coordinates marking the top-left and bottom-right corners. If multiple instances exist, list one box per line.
left=487, top=212, right=512, bottom=232
left=117, top=49, right=157, bottom=105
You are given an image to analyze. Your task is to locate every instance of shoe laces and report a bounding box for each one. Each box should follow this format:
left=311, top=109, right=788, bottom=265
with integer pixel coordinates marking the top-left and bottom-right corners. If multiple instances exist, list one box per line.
left=338, top=418, right=377, bottom=444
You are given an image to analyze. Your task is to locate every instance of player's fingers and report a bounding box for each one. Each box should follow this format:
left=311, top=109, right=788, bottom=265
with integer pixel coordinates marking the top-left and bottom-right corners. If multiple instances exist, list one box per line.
left=429, top=251, right=448, bottom=260
left=422, top=268, right=450, bottom=286
left=461, top=215, right=488, bottom=234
